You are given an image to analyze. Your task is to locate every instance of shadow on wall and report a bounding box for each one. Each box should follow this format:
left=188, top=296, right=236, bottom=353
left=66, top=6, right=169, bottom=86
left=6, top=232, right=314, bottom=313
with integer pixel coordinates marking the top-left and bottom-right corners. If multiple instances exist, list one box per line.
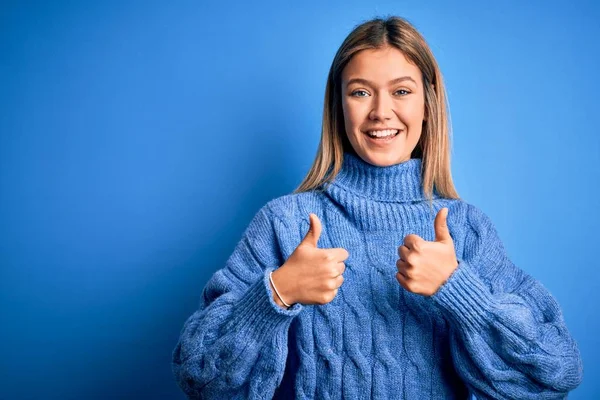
left=97, top=124, right=296, bottom=399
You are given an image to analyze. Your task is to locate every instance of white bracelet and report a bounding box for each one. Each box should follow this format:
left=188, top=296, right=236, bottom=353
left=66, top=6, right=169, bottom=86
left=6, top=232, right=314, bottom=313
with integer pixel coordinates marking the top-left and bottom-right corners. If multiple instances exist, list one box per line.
left=269, top=271, right=292, bottom=308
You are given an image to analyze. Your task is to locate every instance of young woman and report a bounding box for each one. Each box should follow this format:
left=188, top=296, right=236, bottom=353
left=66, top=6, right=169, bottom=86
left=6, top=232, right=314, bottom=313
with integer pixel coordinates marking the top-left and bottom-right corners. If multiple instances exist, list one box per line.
left=172, top=16, right=583, bottom=399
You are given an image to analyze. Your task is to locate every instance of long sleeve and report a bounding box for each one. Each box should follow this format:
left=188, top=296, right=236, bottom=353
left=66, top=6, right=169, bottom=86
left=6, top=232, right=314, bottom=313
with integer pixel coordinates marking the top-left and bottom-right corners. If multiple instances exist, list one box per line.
left=431, top=204, right=583, bottom=400
left=171, top=205, right=303, bottom=399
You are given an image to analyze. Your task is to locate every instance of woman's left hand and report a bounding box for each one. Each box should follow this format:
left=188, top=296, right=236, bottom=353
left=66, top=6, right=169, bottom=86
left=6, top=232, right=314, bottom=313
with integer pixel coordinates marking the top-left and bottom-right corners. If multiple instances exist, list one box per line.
left=396, top=207, right=459, bottom=296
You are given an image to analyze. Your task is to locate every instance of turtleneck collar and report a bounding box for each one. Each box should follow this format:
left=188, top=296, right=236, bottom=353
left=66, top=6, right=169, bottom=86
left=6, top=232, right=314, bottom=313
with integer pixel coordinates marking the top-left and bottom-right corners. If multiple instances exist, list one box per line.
left=327, top=152, right=436, bottom=203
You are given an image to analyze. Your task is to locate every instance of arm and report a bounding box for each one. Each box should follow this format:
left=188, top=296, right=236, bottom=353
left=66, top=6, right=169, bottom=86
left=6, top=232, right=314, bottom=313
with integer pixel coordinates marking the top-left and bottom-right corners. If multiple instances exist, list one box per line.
left=431, top=204, right=583, bottom=400
left=171, top=205, right=303, bottom=399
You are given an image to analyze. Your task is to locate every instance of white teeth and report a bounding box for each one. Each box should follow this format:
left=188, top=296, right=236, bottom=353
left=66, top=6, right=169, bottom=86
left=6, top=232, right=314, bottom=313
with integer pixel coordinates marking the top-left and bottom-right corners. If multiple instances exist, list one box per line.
left=366, top=129, right=399, bottom=138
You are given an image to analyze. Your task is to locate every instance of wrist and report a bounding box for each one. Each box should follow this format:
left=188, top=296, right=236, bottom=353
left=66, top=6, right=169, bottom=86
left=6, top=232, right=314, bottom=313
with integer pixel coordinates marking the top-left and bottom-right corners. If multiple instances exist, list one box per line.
left=270, top=268, right=294, bottom=308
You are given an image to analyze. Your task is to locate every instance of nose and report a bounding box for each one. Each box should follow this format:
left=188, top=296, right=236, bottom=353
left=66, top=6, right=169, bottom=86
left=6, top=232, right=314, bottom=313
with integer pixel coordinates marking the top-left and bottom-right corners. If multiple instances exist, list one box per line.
left=369, top=93, right=393, bottom=121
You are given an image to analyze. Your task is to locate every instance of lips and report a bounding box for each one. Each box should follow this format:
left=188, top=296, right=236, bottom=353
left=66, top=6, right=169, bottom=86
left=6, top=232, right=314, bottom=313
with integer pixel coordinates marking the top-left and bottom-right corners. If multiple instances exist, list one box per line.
left=362, top=130, right=401, bottom=144
left=365, top=129, right=399, bottom=138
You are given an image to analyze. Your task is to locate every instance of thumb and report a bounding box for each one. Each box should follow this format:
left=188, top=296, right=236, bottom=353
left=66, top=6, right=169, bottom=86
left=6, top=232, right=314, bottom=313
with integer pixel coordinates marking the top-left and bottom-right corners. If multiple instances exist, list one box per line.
left=301, top=213, right=322, bottom=248
left=434, top=208, right=452, bottom=242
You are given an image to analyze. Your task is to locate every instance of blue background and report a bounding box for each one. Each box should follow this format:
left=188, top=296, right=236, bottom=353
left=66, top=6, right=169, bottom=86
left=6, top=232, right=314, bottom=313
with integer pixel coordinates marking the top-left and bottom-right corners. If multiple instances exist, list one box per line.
left=1, top=1, right=598, bottom=398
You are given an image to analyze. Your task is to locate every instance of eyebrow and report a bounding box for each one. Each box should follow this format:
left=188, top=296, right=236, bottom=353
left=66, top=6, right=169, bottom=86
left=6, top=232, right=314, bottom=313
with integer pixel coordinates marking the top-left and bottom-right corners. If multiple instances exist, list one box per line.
left=345, top=76, right=417, bottom=86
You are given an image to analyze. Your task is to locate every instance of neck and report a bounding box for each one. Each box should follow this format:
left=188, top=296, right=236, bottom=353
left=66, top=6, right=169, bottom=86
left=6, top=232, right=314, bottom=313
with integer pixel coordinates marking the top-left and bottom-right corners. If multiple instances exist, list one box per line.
left=321, top=152, right=440, bottom=231
left=329, top=152, right=434, bottom=203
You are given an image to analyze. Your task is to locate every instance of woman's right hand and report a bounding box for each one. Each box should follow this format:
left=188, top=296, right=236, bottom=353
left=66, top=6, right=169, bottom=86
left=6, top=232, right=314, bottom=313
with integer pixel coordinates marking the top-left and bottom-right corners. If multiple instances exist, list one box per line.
left=270, top=213, right=348, bottom=307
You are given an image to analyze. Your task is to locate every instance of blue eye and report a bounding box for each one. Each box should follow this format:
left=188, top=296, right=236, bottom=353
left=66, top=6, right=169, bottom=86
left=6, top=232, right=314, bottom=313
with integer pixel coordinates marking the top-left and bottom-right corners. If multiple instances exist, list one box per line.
left=350, top=89, right=410, bottom=97
left=350, top=90, right=368, bottom=97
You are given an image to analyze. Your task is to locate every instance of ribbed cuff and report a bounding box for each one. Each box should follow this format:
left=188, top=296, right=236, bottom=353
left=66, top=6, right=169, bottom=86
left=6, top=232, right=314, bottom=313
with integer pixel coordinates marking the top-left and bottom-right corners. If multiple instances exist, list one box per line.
left=431, top=260, right=496, bottom=332
left=228, top=268, right=303, bottom=341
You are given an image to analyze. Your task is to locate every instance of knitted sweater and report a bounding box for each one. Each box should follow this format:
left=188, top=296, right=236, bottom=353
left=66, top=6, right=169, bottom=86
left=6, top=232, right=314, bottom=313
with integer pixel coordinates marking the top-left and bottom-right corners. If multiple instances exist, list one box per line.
left=172, top=152, right=583, bottom=399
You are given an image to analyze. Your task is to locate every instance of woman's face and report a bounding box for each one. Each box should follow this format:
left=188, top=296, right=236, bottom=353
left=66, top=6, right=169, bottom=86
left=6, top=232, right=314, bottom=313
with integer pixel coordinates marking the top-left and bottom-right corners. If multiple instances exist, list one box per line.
left=341, top=46, right=426, bottom=166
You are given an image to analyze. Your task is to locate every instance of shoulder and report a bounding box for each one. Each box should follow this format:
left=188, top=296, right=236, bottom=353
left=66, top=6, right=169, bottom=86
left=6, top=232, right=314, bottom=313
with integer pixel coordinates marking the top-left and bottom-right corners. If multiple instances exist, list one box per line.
left=443, top=199, right=505, bottom=259
left=260, top=190, right=328, bottom=224
left=239, top=191, right=328, bottom=254
left=446, top=199, right=508, bottom=268
left=444, top=198, right=497, bottom=232
left=241, top=190, right=327, bottom=240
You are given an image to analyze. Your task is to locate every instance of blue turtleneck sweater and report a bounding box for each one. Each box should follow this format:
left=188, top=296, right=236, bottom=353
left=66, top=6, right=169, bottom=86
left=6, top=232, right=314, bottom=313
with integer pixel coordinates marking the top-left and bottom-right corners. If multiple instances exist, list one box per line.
left=172, top=153, right=583, bottom=399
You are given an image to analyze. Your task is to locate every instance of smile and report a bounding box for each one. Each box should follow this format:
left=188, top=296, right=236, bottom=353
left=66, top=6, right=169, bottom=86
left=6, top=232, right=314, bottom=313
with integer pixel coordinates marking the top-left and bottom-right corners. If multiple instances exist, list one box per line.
left=363, top=130, right=402, bottom=144
left=365, top=129, right=399, bottom=138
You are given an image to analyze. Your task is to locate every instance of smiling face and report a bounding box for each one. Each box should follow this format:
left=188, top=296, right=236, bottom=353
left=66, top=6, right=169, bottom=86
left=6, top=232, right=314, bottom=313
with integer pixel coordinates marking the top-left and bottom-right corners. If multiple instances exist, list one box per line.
left=341, top=46, right=427, bottom=166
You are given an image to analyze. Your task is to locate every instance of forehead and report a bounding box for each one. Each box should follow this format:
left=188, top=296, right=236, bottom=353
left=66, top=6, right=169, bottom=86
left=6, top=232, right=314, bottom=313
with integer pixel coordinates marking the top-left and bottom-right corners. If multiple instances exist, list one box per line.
left=342, top=47, right=422, bottom=85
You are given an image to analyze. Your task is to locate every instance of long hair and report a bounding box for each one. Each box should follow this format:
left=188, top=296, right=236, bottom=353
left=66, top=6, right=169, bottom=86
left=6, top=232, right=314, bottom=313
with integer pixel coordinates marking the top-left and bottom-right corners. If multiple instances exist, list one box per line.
left=294, top=16, right=460, bottom=204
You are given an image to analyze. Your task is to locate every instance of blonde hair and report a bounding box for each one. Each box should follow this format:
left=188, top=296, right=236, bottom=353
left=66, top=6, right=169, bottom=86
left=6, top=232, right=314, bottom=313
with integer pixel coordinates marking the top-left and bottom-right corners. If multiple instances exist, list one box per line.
left=294, top=16, right=460, bottom=204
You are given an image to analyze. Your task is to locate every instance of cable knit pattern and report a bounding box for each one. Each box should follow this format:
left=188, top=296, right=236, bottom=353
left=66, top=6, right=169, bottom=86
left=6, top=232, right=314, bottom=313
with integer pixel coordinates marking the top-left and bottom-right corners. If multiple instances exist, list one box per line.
left=172, top=152, right=583, bottom=399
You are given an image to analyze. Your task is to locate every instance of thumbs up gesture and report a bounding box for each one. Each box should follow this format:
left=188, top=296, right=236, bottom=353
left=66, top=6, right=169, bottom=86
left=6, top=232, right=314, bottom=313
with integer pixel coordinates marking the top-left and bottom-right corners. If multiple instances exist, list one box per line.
left=396, top=208, right=459, bottom=297
left=270, top=214, right=349, bottom=307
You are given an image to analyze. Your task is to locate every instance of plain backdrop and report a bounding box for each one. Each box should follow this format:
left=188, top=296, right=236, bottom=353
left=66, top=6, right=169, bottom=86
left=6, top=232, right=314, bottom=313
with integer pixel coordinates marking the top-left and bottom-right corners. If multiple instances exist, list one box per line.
left=1, top=0, right=599, bottom=399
